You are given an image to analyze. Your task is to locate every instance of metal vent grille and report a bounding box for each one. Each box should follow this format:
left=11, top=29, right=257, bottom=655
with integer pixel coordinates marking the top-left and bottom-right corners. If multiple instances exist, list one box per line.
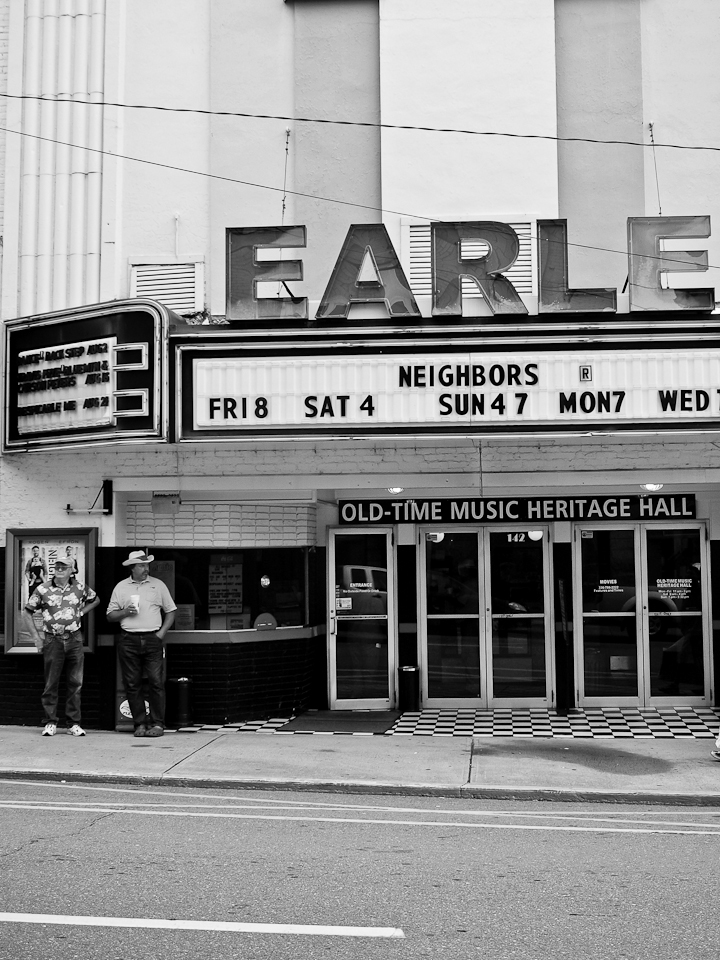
left=130, top=262, right=203, bottom=313
left=126, top=501, right=317, bottom=548
left=408, top=222, right=534, bottom=298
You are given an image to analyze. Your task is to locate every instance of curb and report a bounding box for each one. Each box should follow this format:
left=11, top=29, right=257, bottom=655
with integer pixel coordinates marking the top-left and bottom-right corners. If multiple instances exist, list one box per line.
left=2, top=769, right=720, bottom=806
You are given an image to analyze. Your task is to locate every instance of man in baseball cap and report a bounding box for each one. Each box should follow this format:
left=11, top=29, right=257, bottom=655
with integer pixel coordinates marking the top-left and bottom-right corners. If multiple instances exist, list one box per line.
left=106, top=550, right=176, bottom=737
left=23, top=553, right=100, bottom=737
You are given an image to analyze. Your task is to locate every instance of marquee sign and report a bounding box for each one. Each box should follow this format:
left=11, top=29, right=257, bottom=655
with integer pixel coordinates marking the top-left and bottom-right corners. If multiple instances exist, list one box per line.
left=179, top=344, right=720, bottom=440
left=4, top=300, right=169, bottom=451
left=226, top=216, right=716, bottom=323
left=338, top=495, right=696, bottom=525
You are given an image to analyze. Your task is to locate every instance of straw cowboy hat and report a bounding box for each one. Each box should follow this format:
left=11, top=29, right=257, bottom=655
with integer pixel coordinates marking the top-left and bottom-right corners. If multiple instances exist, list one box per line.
left=122, top=550, right=155, bottom=567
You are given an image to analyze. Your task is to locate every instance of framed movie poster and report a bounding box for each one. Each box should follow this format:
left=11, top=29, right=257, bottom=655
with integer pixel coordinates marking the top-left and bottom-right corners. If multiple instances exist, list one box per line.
left=4, top=528, right=98, bottom=653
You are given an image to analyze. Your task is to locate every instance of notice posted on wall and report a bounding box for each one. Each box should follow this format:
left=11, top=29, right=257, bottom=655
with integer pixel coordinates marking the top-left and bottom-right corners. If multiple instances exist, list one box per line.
left=656, top=578, right=692, bottom=601
left=593, top=579, right=624, bottom=594
left=208, top=556, right=243, bottom=614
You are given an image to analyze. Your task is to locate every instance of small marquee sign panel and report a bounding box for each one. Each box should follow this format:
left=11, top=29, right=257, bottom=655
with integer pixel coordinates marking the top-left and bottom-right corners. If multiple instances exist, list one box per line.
left=4, top=300, right=169, bottom=451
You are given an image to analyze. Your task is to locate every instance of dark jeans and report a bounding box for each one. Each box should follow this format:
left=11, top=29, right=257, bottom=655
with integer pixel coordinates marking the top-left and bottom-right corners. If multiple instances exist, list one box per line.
left=42, top=632, right=84, bottom=725
left=117, top=632, right=165, bottom=728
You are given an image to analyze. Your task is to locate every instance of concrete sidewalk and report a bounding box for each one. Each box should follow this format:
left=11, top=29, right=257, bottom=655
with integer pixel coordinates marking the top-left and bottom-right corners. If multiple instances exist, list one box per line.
left=1, top=725, right=720, bottom=805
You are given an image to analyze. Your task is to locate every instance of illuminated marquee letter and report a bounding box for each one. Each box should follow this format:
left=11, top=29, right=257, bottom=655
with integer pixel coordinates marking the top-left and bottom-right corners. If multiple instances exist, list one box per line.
left=316, top=224, right=420, bottom=320
left=226, top=226, right=308, bottom=321
left=431, top=222, right=528, bottom=317
left=627, top=216, right=714, bottom=312
left=538, top=220, right=617, bottom=313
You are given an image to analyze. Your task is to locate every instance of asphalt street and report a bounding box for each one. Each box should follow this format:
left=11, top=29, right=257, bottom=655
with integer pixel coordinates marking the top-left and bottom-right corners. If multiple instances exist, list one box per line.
left=0, top=779, right=718, bottom=960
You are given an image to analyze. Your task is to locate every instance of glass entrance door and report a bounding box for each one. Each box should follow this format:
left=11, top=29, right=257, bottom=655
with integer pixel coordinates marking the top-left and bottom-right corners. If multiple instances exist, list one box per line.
left=420, top=528, right=552, bottom=707
left=576, top=524, right=709, bottom=706
left=329, top=529, right=395, bottom=709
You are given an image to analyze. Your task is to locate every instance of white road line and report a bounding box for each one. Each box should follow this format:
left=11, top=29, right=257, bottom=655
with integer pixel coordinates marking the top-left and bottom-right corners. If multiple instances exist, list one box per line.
left=2, top=798, right=720, bottom=831
left=0, top=913, right=404, bottom=938
left=1, top=801, right=719, bottom=834
left=3, top=778, right=720, bottom=819
left=0, top=797, right=718, bottom=830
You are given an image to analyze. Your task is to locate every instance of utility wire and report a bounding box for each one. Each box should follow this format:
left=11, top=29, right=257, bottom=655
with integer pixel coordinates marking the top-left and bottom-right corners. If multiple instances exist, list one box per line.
left=1, top=123, right=719, bottom=275
left=2, top=92, right=720, bottom=154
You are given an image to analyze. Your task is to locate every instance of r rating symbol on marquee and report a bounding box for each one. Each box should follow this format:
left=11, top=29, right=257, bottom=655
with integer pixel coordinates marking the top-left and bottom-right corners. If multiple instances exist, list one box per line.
left=579, top=365, right=593, bottom=382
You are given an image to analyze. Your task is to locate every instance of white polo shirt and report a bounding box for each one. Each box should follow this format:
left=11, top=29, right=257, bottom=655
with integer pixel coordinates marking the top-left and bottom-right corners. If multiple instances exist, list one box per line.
left=106, top=576, right=177, bottom=632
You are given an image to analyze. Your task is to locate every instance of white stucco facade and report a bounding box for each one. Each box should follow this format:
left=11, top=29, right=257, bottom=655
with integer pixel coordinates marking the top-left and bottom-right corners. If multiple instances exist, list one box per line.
left=2, top=1, right=720, bottom=719
left=2, top=0, right=717, bottom=320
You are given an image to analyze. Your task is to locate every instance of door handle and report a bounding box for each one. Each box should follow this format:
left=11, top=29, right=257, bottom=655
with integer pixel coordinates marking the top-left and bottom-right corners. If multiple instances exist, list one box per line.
left=330, top=614, right=337, bottom=635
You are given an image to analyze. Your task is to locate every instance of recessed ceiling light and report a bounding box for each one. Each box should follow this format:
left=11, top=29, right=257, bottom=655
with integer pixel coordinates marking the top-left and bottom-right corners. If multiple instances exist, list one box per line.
left=387, top=487, right=404, bottom=494
left=640, top=483, right=664, bottom=492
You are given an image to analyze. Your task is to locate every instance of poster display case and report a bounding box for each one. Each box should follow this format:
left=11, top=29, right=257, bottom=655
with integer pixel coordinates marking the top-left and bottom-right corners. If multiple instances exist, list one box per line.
left=4, top=528, right=98, bottom=653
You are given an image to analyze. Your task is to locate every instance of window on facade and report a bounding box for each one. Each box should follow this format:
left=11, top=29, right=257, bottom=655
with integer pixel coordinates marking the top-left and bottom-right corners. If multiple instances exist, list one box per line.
left=100, top=547, right=308, bottom=630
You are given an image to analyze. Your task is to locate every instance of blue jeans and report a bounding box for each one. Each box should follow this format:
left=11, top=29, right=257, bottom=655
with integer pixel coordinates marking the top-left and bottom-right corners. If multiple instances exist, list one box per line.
left=117, top=632, right=165, bottom=729
left=42, top=632, right=84, bottom=725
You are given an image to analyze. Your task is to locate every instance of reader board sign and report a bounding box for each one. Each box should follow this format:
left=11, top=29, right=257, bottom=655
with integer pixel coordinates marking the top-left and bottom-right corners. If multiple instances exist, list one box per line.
left=181, top=346, right=720, bottom=439
left=4, top=300, right=168, bottom=451
left=338, top=496, right=697, bottom=525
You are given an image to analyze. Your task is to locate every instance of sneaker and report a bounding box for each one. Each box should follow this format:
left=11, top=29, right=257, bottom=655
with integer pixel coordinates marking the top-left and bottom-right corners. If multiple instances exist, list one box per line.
left=67, top=724, right=86, bottom=737
left=711, top=750, right=720, bottom=762
left=145, top=725, right=164, bottom=738
left=133, top=725, right=147, bottom=738
left=41, top=722, right=57, bottom=737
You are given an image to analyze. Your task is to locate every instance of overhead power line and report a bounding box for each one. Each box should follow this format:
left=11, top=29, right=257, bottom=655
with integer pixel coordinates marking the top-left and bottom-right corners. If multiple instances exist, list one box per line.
left=2, top=92, right=720, bottom=154
left=1, top=124, right=719, bottom=276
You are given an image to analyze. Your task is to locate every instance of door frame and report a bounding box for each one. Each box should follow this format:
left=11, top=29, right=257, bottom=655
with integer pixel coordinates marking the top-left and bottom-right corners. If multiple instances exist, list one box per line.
left=418, top=525, right=555, bottom=709
left=327, top=527, right=397, bottom=710
left=573, top=521, right=711, bottom=708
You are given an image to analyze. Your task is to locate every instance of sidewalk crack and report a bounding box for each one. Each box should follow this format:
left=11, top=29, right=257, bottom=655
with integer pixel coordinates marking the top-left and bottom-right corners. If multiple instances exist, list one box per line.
left=466, top=738, right=476, bottom=785
left=161, top=733, right=225, bottom=776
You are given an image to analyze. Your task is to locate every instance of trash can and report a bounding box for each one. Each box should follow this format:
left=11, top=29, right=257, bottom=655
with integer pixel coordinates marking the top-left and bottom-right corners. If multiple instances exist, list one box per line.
left=397, top=666, right=420, bottom=712
left=167, top=677, right=193, bottom=728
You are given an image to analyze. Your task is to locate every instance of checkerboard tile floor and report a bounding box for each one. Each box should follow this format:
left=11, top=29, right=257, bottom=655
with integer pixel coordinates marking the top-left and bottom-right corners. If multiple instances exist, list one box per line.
left=386, top=707, right=720, bottom=738
left=176, top=707, right=720, bottom=739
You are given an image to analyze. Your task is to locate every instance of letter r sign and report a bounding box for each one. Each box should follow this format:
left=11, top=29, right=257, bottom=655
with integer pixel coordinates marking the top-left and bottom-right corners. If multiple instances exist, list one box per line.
left=579, top=365, right=593, bottom=382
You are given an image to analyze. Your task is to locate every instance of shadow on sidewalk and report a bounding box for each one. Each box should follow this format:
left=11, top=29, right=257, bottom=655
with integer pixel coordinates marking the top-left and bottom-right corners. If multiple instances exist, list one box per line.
left=474, top=739, right=675, bottom=775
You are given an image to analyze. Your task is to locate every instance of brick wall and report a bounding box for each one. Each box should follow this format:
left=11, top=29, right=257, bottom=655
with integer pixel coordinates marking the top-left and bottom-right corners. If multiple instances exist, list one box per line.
left=2, top=434, right=720, bottom=532
left=0, top=638, right=320, bottom=730
left=166, top=638, right=321, bottom=725
left=0, top=647, right=117, bottom=729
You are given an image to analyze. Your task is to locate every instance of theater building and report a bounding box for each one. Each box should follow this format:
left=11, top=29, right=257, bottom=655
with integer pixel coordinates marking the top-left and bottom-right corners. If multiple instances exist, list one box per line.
left=1, top=1, right=719, bottom=727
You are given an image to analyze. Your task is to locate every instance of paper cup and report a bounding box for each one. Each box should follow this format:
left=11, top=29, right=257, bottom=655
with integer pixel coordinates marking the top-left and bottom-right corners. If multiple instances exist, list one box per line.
left=130, top=594, right=140, bottom=612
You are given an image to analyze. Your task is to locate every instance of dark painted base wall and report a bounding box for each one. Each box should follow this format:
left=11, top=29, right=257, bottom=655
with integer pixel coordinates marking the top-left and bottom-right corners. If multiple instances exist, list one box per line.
left=0, top=638, right=324, bottom=730
left=166, top=638, right=323, bottom=725
left=0, top=647, right=117, bottom=729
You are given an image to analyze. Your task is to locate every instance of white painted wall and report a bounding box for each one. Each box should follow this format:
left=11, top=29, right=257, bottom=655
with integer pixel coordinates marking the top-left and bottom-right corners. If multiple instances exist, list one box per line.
left=206, top=0, right=296, bottom=315
left=3, top=1, right=718, bottom=321
left=378, top=0, right=559, bottom=248
left=639, top=0, right=720, bottom=298
left=555, top=0, right=644, bottom=291
left=556, top=0, right=720, bottom=303
left=120, top=1, right=210, bottom=298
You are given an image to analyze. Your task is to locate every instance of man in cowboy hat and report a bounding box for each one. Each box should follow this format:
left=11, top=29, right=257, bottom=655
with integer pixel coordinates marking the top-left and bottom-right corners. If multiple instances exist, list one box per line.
left=23, top=555, right=100, bottom=737
left=106, top=550, right=177, bottom=737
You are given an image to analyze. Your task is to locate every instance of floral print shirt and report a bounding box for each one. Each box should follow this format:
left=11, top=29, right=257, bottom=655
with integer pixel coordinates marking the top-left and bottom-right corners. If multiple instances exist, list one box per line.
left=25, top=577, right=98, bottom=636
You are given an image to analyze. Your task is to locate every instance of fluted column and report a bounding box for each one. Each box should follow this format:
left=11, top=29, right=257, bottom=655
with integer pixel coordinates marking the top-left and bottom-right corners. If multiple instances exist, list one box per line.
left=17, top=0, right=106, bottom=316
